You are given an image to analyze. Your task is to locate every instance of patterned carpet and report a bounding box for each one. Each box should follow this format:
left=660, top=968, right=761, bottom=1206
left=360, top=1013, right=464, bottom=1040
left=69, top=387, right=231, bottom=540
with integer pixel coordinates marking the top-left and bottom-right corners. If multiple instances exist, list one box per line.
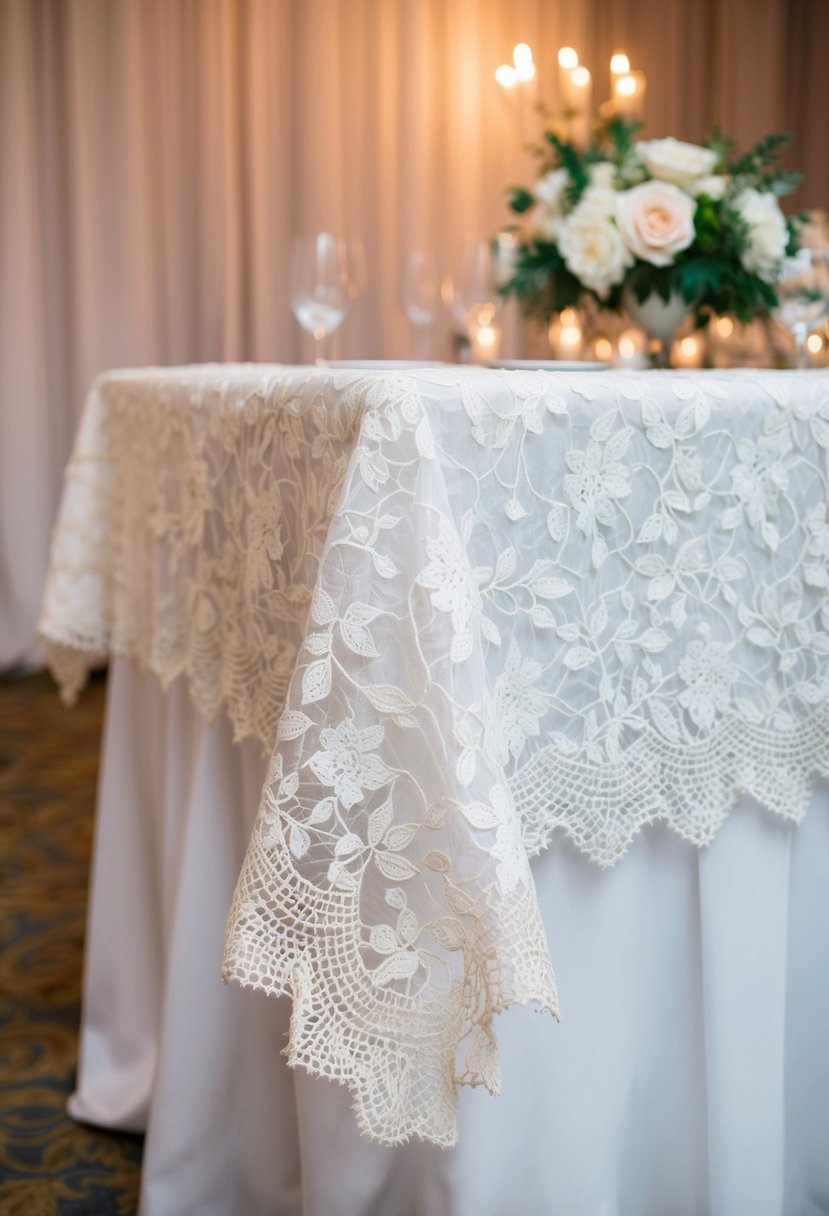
left=0, top=671, right=142, bottom=1215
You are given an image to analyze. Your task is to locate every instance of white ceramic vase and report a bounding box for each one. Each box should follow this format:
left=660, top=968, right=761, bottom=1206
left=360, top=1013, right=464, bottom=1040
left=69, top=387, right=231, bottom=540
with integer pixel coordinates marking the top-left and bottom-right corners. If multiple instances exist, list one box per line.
left=623, top=285, right=689, bottom=366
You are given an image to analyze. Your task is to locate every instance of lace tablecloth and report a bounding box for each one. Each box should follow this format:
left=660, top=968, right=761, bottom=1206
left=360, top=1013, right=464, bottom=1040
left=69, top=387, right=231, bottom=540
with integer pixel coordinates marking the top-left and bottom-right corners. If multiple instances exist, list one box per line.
left=40, top=364, right=829, bottom=1147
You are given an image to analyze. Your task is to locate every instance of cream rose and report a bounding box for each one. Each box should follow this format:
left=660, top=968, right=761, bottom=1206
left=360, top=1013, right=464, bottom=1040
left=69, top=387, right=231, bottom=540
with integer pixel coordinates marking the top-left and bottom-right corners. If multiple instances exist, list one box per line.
left=690, top=174, right=727, bottom=200
left=532, top=168, right=569, bottom=242
left=616, top=180, right=696, bottom=267
left=733, top=188, right=788, bottom=282
left=637, top=137, right=717, bottom=190
left=558, top=192, right=634, bottom=298
left=535, top=168, right=569, bottom=210
left=589, top=161, right=616, bottom=190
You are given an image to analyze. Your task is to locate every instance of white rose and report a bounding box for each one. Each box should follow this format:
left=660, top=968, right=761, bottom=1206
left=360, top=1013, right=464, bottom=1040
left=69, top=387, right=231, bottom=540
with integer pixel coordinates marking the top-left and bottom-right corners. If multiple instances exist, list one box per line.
left=558, top=193, right=634, bottom=298
left=579, top=186, right=617, bottom=217
left=616, top=180, right=696, bottom=267
left=589, top=161, right=616, bottom=190
left=534, top=210, right=563, bottom=242
left=690, top=174, right=727, bottom=200
left=733, top=188, right=788, bottom=282
left=534, top=169, right=569, bottom=210
left=637, top=137, right=717, bottom=190
left=532, top=169, right=569, bottom=242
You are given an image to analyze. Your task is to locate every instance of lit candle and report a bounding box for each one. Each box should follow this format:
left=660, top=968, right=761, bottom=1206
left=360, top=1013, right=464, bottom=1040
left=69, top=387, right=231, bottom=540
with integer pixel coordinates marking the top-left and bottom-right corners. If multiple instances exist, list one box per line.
left=548, top=308, right=584, bottom=359
left=568, top=65, right=592, bottom=148
left=672, top=333, right=704, bottom=368
left=495, top=63, right=518, bottom=88
left=613, top=70, right=646, bottom=122
left=609, top=50, right=630, bottom=103
left=469, top=317, right=502, bottom=363
left=615, top=328, right=649, bottom=368
left=513, top=42, right=536, bottom=82
left=557, top=46, right=579, bottom=118
left=592, top=335, right=614, bottom=363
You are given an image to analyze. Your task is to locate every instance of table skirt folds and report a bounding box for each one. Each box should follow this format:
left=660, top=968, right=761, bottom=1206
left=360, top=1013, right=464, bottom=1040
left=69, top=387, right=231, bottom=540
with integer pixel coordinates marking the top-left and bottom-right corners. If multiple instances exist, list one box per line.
left=70, top=658, right=829, bottom=1216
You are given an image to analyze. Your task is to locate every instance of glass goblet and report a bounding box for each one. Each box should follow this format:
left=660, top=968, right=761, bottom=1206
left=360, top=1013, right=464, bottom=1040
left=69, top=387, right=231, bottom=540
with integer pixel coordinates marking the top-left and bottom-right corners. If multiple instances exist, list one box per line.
left=291, top=234, right=353, bottom=364
left=775, top=248, right=829, bottom=367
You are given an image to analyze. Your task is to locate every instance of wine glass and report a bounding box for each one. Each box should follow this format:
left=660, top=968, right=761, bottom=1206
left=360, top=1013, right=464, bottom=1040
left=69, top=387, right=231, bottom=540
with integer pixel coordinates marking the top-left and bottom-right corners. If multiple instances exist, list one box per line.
left=448, top=237, right=502, bottom=332
left=774, top=248, right=829, bottom=367
left=403, top=251, right=440, bottom=358
left=291, top=234, right=355, bottom=364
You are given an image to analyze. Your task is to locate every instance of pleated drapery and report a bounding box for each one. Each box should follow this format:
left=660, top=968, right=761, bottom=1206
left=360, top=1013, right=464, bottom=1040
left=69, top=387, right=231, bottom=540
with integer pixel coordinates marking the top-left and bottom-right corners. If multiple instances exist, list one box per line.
left=2, top=0, right=828, bottom=665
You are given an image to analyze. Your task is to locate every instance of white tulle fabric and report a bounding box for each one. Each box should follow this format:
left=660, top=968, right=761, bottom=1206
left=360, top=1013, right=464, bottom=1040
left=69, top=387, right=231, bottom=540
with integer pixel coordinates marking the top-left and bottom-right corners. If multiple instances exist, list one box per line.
left=40, top=364, right=829, bottom=1146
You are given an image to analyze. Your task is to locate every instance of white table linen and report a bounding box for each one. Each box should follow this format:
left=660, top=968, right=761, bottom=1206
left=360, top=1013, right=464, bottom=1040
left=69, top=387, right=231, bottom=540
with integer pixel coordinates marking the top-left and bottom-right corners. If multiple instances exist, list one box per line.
left=74, top=657, right=829, bottom=1216
left=40, top=365, right=829, bottom=1170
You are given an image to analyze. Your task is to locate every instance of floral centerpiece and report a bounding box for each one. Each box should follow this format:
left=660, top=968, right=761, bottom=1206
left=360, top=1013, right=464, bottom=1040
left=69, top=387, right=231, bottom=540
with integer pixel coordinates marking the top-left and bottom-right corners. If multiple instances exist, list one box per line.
left=502, top=118, right=805, bottom=356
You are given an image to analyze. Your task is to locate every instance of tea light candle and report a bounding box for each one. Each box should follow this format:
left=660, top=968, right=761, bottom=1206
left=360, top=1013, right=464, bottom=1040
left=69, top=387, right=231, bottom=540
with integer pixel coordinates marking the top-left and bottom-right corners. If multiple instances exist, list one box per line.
left=672, top=333, right=704, bottom=368
left=548, top=308, right=584, bottom=359
left=615, top=327, right=649, bottom=368
left=469, top=315, right=502, bottom=363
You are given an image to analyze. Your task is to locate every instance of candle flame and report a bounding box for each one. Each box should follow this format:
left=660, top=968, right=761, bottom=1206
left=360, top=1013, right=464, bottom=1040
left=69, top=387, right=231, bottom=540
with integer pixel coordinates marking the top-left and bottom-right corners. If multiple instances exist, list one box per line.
left=571, top=65, right=591, bottom=88
left=610, top=52, right=630, bottom=75
left=495, top=64, right=518, bottom=88
left=557, top=46, right=578, bottom=69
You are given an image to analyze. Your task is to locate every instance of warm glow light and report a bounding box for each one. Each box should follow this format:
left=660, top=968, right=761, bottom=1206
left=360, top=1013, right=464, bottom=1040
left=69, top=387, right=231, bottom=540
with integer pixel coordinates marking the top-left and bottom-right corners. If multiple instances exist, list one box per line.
left=476, top=325, right=497, bottom=349
left=513, top=42, right=533, bottom=69
left=495, top=64, right=518, bottom=88
left=594, top=337, right=613, bottom=361
left=807, top=332, right=824, bottom=354
left=557, top=46, right=579, bottom=69
left=560, top=325, right=582, bottom=349
left=680, top=336, right=699, bottom=358
left=610, top=51, right=630, bottom=75
left=560, top=307, right=578, bottom=327
left=571, top=65, right=591, bottom=88
left=618, top=336, right=637, bottom=359
left=616, top=73, right=637, bottom=97
left=515, top=61, right=536, bottom=82
left=715, top=316, right=734, bottom=337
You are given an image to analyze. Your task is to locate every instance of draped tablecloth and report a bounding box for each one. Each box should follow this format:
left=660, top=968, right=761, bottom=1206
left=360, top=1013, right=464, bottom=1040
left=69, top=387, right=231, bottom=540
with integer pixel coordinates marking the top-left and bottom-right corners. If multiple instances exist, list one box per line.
left=40, top=364, right=829, bottom=1151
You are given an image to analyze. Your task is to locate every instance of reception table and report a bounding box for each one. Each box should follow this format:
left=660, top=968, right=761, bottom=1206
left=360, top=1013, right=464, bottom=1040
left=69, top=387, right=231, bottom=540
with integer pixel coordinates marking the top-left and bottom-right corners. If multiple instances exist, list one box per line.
left=40, top=365, right=829, bottom=1215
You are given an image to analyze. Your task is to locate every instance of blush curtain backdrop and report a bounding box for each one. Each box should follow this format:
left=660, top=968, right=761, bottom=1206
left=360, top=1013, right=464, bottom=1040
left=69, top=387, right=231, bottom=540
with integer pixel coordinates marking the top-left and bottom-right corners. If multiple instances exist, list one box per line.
left=2, top=0, right=827, bottom=667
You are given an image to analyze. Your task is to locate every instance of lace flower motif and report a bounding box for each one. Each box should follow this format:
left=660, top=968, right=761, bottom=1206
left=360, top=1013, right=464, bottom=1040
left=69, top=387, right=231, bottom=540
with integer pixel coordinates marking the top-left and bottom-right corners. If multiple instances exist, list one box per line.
left=245, top=489, right=286, bottom=593
left=731, top=433, right=791, bottom=527
left=677, top=638, right=737, bottom=731
left=416, top=518, right=481, bottom=634
left=308, top=719, right=395, bottom=809
left=492, top=640, right=550, bottom=765
left=564, top=438, right=631, bottom=533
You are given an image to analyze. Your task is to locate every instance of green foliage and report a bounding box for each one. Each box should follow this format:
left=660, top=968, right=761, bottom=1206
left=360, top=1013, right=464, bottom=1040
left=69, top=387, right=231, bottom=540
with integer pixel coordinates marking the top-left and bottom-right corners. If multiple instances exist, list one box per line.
left=544, top=130, right=590, bottom=204
left=508, top=187, right=535, bottom=215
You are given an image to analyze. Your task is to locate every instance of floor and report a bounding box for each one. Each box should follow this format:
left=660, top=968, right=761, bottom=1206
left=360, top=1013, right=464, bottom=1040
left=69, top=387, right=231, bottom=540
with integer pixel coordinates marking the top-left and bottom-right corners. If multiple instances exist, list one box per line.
left=0, top=670, right=142, bottom=1215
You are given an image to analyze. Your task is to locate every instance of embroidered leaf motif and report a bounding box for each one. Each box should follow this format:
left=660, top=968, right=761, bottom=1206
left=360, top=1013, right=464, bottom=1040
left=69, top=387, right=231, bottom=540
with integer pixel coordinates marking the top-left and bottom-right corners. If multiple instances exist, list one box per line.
left=374, top=851, right=418, bottom=881
left=278, top=711, right=314, bottom=741
left=363, top=685, right=416, bottom=714
left=288, top=823, right=310, bottom=859
left=302, top=658, right=332, bottom=704
left=371, top=950, right=420, bottom=987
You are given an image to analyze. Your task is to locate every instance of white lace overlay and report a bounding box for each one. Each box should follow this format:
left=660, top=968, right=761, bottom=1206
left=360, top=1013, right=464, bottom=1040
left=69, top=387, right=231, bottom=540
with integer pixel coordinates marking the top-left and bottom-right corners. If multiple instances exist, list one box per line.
left=41, top=364, right=829, bottom=1146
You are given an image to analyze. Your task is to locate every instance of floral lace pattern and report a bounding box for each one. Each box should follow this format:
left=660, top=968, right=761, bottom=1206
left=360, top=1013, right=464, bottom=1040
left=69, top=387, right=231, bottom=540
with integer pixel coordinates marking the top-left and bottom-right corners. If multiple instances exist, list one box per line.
left=40, top=364, right=829, bottom=1146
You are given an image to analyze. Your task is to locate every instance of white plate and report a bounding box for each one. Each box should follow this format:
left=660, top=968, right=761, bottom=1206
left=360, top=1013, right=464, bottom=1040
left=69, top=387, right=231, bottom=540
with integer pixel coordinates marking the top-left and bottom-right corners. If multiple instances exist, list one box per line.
left=486, top=359, right=609, bottom=371
left=326, top=360, right=446, bottom=370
